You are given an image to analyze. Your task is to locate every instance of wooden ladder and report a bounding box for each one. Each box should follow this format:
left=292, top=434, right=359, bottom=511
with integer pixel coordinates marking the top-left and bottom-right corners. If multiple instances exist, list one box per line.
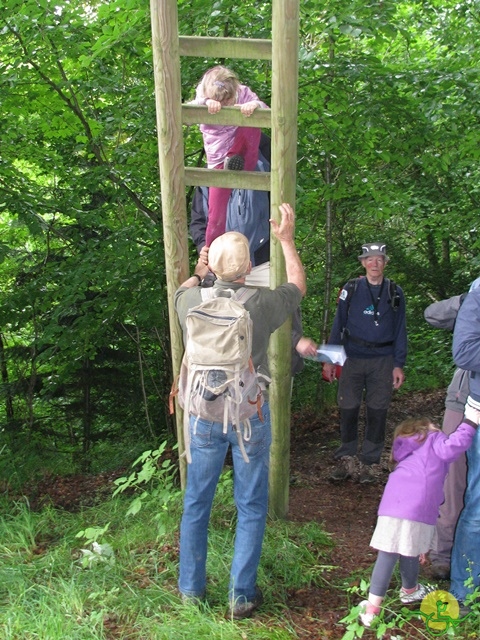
left=150, top=0, right=300, bottom=517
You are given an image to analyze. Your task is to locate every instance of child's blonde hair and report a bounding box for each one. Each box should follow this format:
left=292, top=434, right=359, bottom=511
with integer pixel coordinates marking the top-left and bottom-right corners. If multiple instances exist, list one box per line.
left=389, top=417, right=439, bottom=468
left=201, top=65, right=239, bottom=103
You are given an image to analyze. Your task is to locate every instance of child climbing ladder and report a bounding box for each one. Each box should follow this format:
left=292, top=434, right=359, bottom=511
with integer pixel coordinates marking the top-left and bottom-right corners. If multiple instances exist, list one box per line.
left=190, top=65, right=269, bottom=246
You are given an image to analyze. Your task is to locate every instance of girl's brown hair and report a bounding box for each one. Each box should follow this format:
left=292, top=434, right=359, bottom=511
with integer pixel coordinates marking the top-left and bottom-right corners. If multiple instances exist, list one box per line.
left=389, top=417, right=439, bottom=468
left=201, top=65, right=239, bottom=103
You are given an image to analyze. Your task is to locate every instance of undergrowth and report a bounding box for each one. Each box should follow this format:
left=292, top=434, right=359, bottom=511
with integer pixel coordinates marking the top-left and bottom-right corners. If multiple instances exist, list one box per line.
left=0, top=445, right=331, bottom=640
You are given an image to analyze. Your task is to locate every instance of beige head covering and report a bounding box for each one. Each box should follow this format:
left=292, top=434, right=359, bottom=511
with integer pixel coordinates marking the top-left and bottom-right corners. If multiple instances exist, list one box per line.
left=208, top=232, right=251, bottom=281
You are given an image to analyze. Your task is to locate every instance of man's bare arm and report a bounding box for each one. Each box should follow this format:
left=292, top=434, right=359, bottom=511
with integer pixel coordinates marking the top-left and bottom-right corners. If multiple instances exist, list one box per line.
left=270, top=203, right=306, bottom=296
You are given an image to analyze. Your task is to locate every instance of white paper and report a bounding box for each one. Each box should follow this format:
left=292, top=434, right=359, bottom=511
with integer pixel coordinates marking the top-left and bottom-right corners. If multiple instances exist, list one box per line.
left=314, top=344, right=347, bottom=365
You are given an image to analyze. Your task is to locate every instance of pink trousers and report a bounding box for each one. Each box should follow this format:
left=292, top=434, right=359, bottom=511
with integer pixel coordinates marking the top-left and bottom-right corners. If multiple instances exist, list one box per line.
left=205, top=127, right=261, bottom=247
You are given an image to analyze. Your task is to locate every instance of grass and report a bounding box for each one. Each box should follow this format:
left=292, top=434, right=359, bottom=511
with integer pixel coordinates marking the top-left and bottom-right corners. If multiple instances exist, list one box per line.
left=0, top=458, right=333, bottom=640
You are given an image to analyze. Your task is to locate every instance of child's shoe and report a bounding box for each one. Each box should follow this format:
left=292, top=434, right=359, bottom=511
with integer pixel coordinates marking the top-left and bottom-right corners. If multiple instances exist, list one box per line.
left=399, top=583, right=434, bottom=604
left=224, top=154, right=244, bottom=171
left=358, top=600, right=378, bottom=627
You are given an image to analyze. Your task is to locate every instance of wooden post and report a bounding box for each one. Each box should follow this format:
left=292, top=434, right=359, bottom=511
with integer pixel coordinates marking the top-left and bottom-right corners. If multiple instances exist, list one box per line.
left=268, top=0, right=300, bottom=518
left=150, top=0, right=188, bottom=487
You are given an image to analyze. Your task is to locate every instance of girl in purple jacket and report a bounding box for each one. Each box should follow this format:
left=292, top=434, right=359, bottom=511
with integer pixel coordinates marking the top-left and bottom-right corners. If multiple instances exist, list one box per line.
left=191, top=66, right=268, bottom=246
left=359, top=404, right=479, bottom=627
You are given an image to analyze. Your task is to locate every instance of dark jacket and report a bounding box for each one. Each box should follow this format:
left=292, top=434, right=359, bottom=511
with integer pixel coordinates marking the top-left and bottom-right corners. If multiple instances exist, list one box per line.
left=329, top=277, right=407, bottom=368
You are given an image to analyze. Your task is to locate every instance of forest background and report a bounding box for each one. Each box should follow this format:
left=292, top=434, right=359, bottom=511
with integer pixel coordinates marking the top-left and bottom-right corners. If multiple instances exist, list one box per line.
left=1, top=0, right=479, bottom=483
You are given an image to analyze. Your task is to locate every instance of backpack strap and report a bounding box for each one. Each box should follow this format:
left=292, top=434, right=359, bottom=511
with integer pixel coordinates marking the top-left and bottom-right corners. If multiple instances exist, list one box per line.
left=344, top=278, right=360, bottom=319
left=233, top=287, right=257, bottom=305
left=386, top=278, right=400, bottom=311
left=182, top=359, right=196, bottom=464
left=201, top=286, right=257, bottom=304
left=339, top=278, right=360, bottom=340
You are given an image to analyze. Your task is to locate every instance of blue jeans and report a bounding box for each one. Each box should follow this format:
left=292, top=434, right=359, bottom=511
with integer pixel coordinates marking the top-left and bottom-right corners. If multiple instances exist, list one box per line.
left=450, top=426, right=480, bottom=603
left=178, top=403, right=271, bottom=602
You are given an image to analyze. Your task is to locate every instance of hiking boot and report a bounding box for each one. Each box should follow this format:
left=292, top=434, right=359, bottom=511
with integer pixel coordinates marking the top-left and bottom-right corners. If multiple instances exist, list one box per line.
left=430, top=562, right=450, bottom=581
left=358, top=600, right=378, bottom=628
left=329, top=456, right=356, bottom=482
left=458, top=602, right=472, bottom=617
left=224, top=154, right=245, bottom=171
left=358, top=463, right=376, bottom=484
left=399, top=583, right=435, bottom=604
left=229, top=587, right=264, bottom=619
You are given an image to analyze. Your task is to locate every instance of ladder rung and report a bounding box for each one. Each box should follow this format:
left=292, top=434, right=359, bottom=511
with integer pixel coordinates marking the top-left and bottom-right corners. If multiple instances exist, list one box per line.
left=179, top=36, right=272, bottom=60
left=182, top=104, right=271, bottom=128
left=184, top=167, right=271, bottom=191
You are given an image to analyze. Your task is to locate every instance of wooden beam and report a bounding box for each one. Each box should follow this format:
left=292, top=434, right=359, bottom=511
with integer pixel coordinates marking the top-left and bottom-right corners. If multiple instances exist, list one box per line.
left=179, top=36, right=272, bottom=60
left=182, top=104, right=271, bottom=128
left=184, top=167, right=271, bottom=190
left=268, top=0, right=300, bottom=520
left=150, top=0, right=188, bottom=487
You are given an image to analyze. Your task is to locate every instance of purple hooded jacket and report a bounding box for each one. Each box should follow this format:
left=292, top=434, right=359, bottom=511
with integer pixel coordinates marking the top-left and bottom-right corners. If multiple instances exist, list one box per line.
left=377, top=421, right=476, bottom=525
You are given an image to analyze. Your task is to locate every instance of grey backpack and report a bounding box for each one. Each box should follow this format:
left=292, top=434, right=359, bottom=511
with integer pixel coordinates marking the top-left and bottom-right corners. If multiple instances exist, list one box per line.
left=171, top=287, right=268, bottom=463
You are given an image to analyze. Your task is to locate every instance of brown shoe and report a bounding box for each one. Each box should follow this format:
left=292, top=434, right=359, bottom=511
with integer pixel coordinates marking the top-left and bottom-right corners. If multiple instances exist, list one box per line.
left=359, top=464, right=376, bottom=484
left=329, top=456, right=356, bottom=482
left=229, top=587, right=264, bottom=619
left=430, top=563, right=450, bottom=580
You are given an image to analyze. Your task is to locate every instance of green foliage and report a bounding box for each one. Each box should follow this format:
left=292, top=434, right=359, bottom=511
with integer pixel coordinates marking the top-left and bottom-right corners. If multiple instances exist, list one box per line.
left=340, top=576, right=480, bottom=639
left=76, top=523, right=111, bottom=546
left=113, top=443, right=181, bottom=535
left=4, top=3, right=480, bottom=637
left=0, top=0, right=171, bottom=474
left=1, top=0, right=480, bottom=479
left=340, top=579, right=399, bottom=640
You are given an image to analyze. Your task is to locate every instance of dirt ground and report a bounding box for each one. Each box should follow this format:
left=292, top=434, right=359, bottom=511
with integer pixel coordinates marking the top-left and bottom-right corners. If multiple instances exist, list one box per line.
left=21, top=388, right=448, bottom=639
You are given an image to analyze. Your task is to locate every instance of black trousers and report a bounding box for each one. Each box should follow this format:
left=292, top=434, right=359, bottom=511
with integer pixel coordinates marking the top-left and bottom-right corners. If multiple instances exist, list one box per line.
left=335, top=355, right=393, bottom=464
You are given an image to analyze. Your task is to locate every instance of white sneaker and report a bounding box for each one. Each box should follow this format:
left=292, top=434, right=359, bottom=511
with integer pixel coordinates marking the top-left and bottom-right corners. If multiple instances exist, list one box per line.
left=400, top=583, right=434, bottom=604
left=358, top=600, right=377, bottom=627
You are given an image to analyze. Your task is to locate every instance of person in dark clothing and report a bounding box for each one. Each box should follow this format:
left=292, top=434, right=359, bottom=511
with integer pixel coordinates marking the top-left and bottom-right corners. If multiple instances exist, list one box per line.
left=323, top=243, right=407, bottom=484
